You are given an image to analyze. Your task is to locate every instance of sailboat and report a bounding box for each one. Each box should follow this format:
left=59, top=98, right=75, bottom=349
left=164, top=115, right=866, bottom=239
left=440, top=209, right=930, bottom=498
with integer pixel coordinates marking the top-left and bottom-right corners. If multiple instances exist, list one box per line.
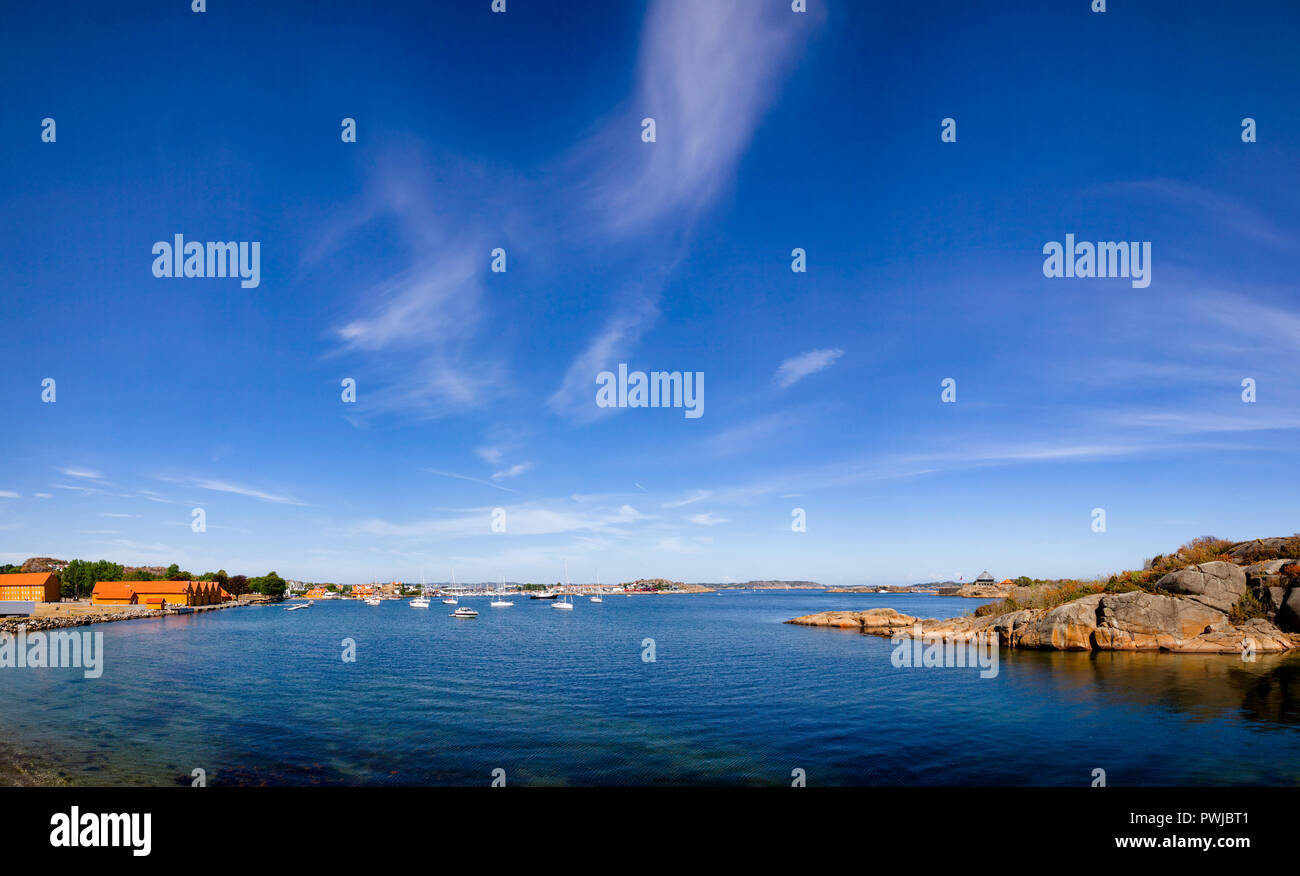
left=443, top=568, right=459, bottom=604
left=552, top=561, right=575, bottom=611
left=590, top=567, right=603, bottom=603
left=491, top=574, right=514, bottom=608
left=409, top=570, right=430, bottom=608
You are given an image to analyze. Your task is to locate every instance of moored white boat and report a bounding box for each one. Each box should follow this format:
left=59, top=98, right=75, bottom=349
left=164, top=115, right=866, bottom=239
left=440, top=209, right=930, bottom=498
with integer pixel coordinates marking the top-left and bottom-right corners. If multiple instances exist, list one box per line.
left=409, top=596, right=430, bottom=609
left=553, top=562, right=575, bottom=610
left=450, top=605, right=478, bottom=618
left=491, top=574, right=514, bottom=607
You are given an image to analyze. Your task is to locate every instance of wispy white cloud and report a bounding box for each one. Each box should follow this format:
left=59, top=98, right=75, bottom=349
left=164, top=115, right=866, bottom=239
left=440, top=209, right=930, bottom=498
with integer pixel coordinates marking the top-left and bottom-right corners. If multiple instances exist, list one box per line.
left=662, top=490, right=711, bottom=508
left=157, top=476, right=307, bottom=506
left=58, top=467, right=104, bottom=480
left=657, top=536, right=704, bottom=554
left=549, top=0, right=818, bottom=420
left=475, top=446, right=504, bottom=464
left=94, top=539, right=177, bottom=563
left=686, top=512, right=727, bottom=526
left=335, top=254, right=482, bottom=353
left=774, top=348, right=844, bottom=389
left=548, top=292, right=660, bottom=421
left=425, top=468, right=519, bottom=493
left=491, top=463, right=531, bottom=481
left=321, top=150, right=504, bottom=421
left=583, top=0, right=819, bottom=237
left=354, top=502, right=647, bottom=539
left=1093, top=179, right=1292, bottom=247
left=0, top=491, right=19, bottom=499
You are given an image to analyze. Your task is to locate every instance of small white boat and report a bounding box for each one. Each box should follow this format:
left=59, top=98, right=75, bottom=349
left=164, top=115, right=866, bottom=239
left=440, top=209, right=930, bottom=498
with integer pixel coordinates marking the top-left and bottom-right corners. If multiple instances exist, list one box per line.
left=284, top=602, right=311, bottom=612
left=491, top=575, right=514, bottom=608
left=365, top=596, right=382, bottom=606
left=409, top=596, right=431, bottom=609
left=553, top=562, right=575, bottom=610
left=450, top=606, right=478, bottom=619
left=590, top=567, right=603, bottom=602
left=443, top=567, right=460, bottom=603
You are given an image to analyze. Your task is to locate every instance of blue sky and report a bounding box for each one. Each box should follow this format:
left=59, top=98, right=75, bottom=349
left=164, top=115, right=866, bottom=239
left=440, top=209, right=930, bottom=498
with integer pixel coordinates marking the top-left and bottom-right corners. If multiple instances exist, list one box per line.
left=2, top=0, right=1298, bottom=586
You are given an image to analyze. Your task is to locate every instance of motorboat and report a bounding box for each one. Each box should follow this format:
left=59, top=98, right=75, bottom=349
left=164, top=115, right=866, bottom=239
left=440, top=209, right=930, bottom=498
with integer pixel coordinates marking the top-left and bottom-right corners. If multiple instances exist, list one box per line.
left=450, top=606, right=478, bottom=619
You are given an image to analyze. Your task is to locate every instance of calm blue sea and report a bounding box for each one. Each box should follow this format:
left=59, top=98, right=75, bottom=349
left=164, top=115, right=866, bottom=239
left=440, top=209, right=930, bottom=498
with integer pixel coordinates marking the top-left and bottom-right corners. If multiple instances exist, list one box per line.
left=2, top=591, right=1298, bottom=786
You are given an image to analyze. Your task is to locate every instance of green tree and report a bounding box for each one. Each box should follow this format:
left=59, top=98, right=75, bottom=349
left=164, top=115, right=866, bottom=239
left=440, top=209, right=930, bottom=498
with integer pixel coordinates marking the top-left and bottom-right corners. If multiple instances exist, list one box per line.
left=250, top=571, right=286, bottom=598
left=61, top=559, right=124, bottom=599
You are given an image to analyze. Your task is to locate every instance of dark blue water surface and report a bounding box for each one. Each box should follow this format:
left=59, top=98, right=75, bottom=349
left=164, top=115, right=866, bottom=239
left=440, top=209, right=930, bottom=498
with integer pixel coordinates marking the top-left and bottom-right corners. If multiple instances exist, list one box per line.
left=2, top=591, right=1299, bottom=786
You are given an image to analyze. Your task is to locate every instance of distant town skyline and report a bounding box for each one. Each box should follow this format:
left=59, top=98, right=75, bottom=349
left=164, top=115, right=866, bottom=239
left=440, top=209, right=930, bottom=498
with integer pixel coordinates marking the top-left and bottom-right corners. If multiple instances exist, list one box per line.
left=2, top=1, right=1299, bottom=586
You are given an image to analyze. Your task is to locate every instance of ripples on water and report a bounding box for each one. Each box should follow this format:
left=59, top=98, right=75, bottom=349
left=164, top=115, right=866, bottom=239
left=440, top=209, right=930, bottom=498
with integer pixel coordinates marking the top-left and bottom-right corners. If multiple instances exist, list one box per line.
left=2, top=592, right=1298, bottom=786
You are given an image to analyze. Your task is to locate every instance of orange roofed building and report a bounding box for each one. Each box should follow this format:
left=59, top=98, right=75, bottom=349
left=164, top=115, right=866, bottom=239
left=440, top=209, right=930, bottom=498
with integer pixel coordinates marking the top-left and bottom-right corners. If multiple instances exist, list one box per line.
left=0, top=572, right=62, bottom=603
left=92, top=580, right=227, bottom=609
left=91, top=582, right=138, bottom=606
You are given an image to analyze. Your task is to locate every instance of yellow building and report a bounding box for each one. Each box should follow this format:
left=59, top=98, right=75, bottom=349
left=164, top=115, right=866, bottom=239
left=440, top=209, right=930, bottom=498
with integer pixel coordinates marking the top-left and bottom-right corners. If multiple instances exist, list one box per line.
left=0, top=572, right=62, bottom=602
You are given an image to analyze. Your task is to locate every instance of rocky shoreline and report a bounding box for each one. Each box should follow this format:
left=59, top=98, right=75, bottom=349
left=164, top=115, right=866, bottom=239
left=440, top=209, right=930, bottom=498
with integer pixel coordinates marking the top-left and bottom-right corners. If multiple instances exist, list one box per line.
left=0, top=600, right=256, bottom=635
left=788, top=556, right=1300, bottom=654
